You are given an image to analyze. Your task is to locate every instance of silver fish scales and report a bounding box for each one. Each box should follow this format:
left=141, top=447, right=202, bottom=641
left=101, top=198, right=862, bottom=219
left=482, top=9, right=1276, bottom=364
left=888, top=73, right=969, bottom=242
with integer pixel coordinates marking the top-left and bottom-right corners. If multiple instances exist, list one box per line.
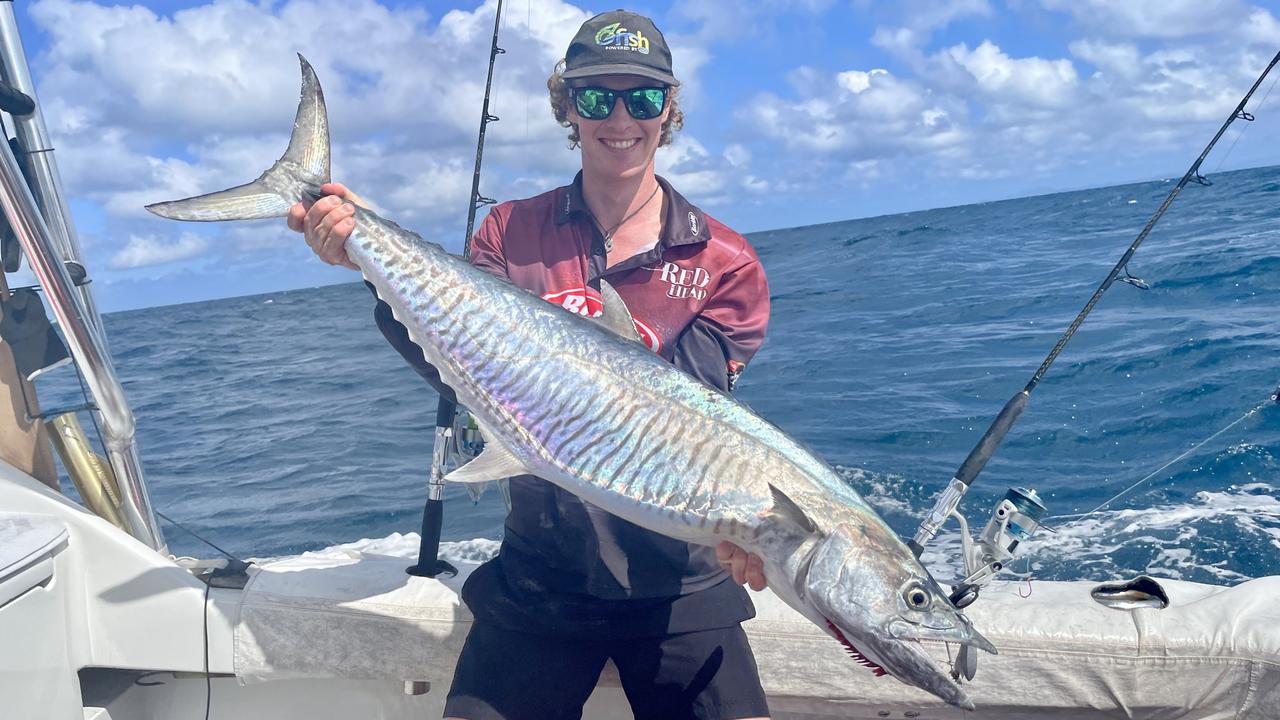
left=147, top=55, right=996, bottom=710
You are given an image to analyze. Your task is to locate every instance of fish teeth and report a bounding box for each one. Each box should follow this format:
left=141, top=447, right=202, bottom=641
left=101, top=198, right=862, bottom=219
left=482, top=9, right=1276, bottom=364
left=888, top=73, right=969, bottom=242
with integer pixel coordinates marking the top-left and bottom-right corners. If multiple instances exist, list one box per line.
left=826, top=619, right=889, bottom=677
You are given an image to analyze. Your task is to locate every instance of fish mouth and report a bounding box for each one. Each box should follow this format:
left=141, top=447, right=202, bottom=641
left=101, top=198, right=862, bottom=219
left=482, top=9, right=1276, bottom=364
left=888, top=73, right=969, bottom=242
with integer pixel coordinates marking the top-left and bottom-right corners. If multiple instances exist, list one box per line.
left=825, top=616, right=977, bottom=711
left=889, top=617, right=999, bottom=656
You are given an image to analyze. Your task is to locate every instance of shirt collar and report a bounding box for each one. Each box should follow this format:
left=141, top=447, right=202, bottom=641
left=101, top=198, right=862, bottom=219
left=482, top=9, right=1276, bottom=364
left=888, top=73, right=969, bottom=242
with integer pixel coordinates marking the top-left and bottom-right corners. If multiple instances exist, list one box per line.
left=555, top=171, right=708, bottom=248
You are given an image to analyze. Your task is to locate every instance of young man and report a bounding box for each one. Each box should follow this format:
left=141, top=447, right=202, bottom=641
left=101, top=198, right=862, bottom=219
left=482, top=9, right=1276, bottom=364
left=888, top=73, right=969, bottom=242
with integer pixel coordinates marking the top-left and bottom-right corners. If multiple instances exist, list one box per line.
left=290, top=10, right=772, bottom=720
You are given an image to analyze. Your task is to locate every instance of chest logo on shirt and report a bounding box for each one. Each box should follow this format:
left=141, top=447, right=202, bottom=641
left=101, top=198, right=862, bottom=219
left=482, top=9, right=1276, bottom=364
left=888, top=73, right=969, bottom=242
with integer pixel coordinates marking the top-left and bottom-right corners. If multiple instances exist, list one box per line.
left=542, top=286, right=662, bottom=353
left=543, top=286, right=604, bottom=318
left=657, top=261, right=711, bottom=301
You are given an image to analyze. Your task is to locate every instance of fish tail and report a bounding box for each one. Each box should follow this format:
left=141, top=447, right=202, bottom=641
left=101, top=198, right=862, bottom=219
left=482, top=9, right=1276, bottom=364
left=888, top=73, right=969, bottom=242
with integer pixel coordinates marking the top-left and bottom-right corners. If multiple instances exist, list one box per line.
left=145, top=54, right=330, bottom=222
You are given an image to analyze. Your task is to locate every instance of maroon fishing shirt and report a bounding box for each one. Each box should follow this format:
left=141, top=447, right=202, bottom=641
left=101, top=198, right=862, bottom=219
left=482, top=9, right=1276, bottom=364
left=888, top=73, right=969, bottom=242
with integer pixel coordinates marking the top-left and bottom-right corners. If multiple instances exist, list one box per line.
left=373, top=172, right=770, bottom=637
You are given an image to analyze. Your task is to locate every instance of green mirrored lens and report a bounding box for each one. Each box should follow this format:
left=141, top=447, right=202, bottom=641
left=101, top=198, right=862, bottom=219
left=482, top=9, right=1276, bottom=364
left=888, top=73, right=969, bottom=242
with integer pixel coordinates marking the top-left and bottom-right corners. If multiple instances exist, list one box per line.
left=626, top=88, right=666, bottom=119
left=574, top=88, right=615, bottom=119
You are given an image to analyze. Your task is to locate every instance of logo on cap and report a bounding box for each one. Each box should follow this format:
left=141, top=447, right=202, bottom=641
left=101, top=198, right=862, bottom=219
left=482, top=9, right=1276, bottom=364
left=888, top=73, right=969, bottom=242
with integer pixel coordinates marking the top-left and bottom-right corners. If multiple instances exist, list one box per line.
left=595, top=22, right=650, bottom=55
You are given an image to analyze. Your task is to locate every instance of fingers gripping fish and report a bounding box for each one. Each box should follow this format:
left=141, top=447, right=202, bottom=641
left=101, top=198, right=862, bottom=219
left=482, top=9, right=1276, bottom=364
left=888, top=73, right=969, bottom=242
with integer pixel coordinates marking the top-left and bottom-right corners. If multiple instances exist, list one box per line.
left=146, top=56, right=996, bottom=710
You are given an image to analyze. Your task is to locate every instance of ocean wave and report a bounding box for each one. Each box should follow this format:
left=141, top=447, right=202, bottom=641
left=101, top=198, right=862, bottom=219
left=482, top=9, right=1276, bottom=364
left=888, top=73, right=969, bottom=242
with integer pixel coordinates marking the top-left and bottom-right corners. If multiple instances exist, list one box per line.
left=918, top=483, right=1279, bottom=585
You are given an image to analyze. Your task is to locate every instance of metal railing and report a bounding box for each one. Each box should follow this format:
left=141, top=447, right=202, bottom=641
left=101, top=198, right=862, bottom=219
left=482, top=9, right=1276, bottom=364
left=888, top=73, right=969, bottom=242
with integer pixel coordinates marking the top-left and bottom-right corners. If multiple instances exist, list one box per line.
left=0, top=7, right=107, bottom=339
left=0, top=5, right=164, bottom=552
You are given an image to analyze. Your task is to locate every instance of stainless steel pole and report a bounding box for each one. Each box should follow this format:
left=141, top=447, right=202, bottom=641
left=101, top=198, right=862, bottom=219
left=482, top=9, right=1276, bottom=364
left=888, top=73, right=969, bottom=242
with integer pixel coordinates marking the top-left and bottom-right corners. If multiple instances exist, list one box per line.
left=0, top=138, right=165, bottom=552
left=0, top=3, right=108, bottom=339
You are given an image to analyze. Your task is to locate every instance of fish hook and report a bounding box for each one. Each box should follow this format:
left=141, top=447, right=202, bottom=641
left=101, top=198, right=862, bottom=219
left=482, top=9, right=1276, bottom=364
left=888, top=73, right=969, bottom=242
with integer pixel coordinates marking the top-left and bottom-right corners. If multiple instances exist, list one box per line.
left=1018, top=576, right=1033, bottom=599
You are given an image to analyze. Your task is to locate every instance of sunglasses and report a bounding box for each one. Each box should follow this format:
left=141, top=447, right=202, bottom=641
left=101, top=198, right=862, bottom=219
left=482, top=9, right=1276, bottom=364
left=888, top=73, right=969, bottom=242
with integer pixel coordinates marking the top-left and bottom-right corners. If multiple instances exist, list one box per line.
left=571, top=86, right=668, bottom=121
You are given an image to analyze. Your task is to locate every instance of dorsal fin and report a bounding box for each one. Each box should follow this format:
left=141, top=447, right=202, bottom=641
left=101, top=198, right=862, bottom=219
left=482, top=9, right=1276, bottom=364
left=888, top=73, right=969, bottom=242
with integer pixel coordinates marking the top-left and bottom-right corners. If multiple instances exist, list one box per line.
left=593, top=279, right=642, bottom=342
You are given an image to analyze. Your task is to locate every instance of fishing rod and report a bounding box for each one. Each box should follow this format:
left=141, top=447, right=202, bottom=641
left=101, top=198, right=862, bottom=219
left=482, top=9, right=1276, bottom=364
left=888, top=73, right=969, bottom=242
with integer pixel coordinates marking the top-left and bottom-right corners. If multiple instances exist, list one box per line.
left=909, top=47, right=1280, bottom=591
left=462, top=0, right=505, bottom=251
left=407, top=0, right=505, bottom=579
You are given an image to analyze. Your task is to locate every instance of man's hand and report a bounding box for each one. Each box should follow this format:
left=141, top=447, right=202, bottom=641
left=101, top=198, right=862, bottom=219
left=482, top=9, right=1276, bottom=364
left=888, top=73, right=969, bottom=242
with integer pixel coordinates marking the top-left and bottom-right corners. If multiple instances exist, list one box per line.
left=287, top=182, right=370, bottom=271
left=717, top=541, right=767, bottom=591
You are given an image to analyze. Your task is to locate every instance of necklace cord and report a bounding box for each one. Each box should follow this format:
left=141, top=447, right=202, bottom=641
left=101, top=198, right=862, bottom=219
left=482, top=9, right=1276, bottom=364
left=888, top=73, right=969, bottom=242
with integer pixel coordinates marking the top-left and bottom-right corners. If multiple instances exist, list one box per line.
left=585, top=183, right=661, bottom=252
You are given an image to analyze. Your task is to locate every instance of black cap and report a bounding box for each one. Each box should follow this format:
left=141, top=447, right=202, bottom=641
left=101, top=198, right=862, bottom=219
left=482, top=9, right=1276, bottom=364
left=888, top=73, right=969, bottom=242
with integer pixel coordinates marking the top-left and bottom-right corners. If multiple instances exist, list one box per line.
left=562, top=10, right=678, bottom=86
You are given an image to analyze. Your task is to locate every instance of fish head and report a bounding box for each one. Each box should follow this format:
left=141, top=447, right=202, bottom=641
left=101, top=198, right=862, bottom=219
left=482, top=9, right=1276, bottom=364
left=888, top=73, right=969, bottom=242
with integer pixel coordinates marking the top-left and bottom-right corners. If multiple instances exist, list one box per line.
left=804, top=523, right=996, bottom=710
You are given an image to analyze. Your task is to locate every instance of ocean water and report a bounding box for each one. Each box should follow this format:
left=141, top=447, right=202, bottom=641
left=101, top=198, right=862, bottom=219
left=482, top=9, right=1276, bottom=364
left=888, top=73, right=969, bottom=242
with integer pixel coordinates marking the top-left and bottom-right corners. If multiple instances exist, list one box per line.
left=41, top=164, right=1280, bottom=586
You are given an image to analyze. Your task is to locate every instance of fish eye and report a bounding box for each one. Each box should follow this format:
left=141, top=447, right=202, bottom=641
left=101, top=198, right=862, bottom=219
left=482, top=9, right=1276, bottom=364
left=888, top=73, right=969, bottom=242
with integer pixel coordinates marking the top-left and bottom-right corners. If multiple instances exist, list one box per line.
left=903, top=583, right=931, bottom=610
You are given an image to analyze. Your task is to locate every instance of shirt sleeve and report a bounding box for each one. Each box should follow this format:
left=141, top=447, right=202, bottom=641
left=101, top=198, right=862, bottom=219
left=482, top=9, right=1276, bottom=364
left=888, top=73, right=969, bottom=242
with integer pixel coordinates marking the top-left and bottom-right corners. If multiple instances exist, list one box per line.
left=466, top=207, right=509, bottom=280
left=370, top=208, right=509, bottom=397
left=671, top=247, right=770, bottom=393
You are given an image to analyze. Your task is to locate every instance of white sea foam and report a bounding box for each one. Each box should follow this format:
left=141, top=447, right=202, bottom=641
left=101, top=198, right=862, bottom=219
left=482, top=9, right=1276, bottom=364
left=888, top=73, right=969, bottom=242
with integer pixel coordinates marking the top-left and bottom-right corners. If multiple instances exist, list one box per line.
left=268, top=532, right=501, bottom=565
left=837, top=466, right=916, bottom=515
left=921, top=483, right=1279, bottom=584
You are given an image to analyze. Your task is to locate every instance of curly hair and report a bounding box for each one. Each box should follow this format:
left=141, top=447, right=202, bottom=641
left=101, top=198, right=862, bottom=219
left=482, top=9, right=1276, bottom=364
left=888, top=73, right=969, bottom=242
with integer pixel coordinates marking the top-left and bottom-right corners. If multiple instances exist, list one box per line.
left=547, top=59, right=684, bottom=149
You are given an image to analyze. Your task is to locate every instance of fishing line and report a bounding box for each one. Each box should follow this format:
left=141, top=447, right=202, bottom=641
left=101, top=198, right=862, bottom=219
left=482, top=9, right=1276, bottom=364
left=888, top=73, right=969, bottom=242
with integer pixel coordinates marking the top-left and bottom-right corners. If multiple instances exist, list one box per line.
left=910, top=47, right=1280, bottom=556
left=67, top=360, right=242, bottom=563
left=1210, top=69, right=1280, bottom=176
left=1050, top=386, right=1278, bottom=523
left=155, top=510, right=241, bottom=561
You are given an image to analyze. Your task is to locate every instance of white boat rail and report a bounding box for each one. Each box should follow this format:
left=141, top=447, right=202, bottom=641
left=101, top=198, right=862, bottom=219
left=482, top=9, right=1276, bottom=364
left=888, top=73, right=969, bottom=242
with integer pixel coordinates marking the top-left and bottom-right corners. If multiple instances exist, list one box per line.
left=0, top=7, right=164, bottom=552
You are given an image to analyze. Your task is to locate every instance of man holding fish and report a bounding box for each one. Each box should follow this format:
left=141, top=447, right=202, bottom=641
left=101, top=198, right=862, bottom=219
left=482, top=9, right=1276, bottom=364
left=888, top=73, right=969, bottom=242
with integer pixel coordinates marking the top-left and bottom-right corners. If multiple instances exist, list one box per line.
left=151, top=1, right=993, bottom=708
left=289, top=10, right=775, bottom=720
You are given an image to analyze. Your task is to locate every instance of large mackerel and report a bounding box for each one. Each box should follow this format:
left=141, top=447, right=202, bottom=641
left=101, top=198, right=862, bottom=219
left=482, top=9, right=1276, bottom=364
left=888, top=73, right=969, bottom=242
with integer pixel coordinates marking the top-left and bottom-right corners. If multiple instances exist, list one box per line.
left=147, top=56, right=995, bottom=709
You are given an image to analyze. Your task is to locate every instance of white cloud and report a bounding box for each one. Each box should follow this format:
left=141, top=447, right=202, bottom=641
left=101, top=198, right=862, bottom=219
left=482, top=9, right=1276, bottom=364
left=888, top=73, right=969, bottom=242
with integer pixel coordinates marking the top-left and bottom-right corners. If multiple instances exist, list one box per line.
left=868, top=0, right=993, bottom=59
left=109, top=233, right=208, bottom=269
left=23, top=0, right=1280, bottom=306
left=656, top=137, right=730, bottom=205
left=943, top=41, right=1079, bottom=109
left=723, top=144, right=751, bottom=167
left=1041, top=0, right=1254, bottom=39
left=1243, top=8, right=1280, bottom=45
left=870, top=26, right=920, bottom=58
left=741, top=175, right=770, bottom=193
left=900, top=0, right=992, bottom=32
left=733, top=3, right=1280, bottom=201
left=27, top=0, right=762, bottom=309
left=836, top=68, right=890, bottom=94
left=1069, top=40, right=1144, bottom=81
left=742, top=66, right=967, bottom=159
left=674, top=0, right=837, bottom=31
left=31, top=0, right=721, bottom=284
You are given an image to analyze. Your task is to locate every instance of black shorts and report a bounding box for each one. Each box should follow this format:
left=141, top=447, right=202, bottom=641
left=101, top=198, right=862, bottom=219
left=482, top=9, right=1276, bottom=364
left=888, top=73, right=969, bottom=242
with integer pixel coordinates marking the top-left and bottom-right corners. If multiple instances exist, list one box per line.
left=444, top=619, right=770, bottom=720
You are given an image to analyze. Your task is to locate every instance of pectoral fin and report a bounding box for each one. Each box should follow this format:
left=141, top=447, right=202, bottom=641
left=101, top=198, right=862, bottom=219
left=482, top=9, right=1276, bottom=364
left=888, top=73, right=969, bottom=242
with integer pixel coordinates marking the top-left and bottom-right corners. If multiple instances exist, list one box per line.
left=444, top=442, right=530, bottom=483
left=444, top=418, right=531, bottom=483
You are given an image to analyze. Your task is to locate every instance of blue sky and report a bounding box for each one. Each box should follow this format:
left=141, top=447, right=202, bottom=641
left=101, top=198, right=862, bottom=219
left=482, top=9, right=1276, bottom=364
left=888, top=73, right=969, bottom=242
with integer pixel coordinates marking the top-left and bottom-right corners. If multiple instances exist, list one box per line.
left=9, top=0, right=1280, bottom=310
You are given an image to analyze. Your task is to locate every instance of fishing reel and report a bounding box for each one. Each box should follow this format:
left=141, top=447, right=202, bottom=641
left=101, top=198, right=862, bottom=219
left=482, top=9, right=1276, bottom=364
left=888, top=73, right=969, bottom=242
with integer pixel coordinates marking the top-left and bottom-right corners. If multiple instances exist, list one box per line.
left=408, top=405, right=496, bottom=579
left=927, top=486, right=1047, bottom=682
left=447, top=409, right=486, bottom=471
left=947, top=487, right=1047, bottom=609
left=442, top=408, right=511, bottom=509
